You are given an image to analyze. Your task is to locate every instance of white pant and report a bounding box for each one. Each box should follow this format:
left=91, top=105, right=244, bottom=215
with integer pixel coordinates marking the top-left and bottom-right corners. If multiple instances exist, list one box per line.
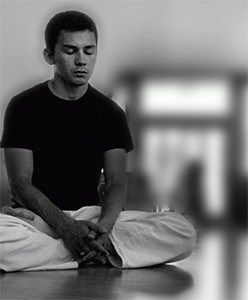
left=0, top=206, right=196, bottom=271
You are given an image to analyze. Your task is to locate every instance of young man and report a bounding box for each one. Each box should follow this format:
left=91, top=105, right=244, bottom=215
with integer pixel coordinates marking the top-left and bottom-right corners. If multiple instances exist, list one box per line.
left=0, top=11, right=196, bottom=271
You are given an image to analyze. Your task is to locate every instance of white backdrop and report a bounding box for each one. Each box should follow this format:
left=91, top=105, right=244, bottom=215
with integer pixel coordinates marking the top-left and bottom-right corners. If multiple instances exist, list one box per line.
left=1, top=0, right=247, bottom=130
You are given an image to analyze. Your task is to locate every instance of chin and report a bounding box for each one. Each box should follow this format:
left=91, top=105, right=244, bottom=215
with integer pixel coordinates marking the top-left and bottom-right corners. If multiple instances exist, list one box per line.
left=75, top=82, right=88, bottom=87
left=71, top=79, right=88, bottom=87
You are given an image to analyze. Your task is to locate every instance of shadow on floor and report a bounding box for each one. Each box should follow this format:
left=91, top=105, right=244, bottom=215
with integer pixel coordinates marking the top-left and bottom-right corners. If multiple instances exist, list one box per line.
left=0, top=264, right=193, bottom=299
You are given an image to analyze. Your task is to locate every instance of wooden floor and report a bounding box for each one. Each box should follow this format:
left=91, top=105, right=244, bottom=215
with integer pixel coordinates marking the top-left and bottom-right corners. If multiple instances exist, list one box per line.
left=0, top=263, right=194, bottom=300
left=1, top=230, right=247, bottom=300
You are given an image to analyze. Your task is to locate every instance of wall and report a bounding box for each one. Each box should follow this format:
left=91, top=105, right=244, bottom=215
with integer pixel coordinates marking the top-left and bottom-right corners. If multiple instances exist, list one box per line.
left=1, top=0, right=247, bottom=119
left=1, top=0, right=247, bottom=206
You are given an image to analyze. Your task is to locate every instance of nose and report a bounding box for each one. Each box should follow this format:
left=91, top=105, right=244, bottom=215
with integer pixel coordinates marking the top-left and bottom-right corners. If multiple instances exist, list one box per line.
left=74, top=50, right=86, bottom=66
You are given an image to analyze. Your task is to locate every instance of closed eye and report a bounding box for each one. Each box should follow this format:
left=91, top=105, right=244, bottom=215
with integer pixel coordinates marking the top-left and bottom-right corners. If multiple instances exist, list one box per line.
left=65, top=50, right=75, bottom=55
left=62, top=46, right=77, bottom=54
left=84, top=45, right=96, bottom=55
left=85, top=50, right=95, bottom=55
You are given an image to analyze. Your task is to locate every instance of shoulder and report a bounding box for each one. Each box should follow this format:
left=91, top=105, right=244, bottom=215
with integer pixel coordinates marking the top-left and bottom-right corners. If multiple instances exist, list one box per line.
left=89, top=85, right=125, bottom=117
left=8, top=81, right=48, bottom=109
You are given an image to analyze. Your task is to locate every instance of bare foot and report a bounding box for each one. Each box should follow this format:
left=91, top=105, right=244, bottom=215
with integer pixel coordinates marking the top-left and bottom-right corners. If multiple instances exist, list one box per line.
left=2, top=206, right=59, bottom=239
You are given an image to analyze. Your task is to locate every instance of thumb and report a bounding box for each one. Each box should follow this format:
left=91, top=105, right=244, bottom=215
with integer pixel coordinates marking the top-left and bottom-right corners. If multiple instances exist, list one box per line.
left=87, top=221, right=107, bottom=234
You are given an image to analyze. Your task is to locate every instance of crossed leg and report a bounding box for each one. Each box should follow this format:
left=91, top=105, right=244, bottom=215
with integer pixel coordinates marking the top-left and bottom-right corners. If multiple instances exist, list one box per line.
left=2, top=206, right=59, bottom=239
left=0, top=206, right=196, bottom=271
left=1, top=206, right=119, bottom=267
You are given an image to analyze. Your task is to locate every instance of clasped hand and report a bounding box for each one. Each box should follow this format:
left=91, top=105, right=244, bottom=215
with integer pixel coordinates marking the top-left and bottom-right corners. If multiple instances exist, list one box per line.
left=63, top=220, right=109, bottom=262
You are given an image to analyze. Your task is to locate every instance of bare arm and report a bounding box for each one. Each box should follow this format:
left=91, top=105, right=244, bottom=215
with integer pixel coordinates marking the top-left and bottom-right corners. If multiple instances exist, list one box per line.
left=4, top=148, right=109, bottom=258
left=4, top=148, right=75, bottom=230
left=97, top=148, right=127, bottom=231
left=81, top=148, right=127, bottom=263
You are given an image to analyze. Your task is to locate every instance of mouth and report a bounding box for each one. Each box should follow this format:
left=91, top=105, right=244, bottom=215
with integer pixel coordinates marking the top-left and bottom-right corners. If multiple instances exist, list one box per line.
left=73, top=70, right=88, bottom=77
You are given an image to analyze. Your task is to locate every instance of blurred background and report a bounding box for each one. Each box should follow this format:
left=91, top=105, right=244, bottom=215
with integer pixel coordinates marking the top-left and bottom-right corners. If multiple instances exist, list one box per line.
left=0, top=1, right=247, bottom=300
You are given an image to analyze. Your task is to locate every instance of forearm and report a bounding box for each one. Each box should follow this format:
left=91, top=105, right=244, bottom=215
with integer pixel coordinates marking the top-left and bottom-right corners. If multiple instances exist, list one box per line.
left=11, top=181, right=75, bottom=237
left=98, top=182, right=125, bottom=231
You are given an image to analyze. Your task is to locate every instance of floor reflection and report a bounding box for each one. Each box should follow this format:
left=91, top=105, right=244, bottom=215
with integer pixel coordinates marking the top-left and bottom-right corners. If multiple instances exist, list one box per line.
left=1, top=264, right=193, bottom=299
left=116, top=264, right=194, bottom=298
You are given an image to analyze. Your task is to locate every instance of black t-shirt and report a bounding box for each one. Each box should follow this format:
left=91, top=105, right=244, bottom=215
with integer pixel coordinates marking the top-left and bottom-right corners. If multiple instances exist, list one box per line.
left=1, top=81, right=134, bottom=210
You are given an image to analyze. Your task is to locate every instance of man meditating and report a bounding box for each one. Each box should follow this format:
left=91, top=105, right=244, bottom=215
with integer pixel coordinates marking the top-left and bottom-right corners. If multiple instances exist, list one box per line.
left=0, top=10, right=196, bottom=271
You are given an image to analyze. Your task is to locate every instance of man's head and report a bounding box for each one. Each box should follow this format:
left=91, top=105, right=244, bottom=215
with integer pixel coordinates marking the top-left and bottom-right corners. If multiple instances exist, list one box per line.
left=45, top=10, right=98, bottom=55
left=44, top=10, right=98, bottom=87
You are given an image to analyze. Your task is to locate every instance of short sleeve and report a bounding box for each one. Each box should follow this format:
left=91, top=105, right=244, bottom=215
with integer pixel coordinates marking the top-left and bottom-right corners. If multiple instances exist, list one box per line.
left=103, top=104, right=134, bottom=153
left=0, top=97, right=34, bottom=150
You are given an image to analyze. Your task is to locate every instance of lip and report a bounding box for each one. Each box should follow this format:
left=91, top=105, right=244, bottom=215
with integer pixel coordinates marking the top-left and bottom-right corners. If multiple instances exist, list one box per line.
left=73, top=71, right=88, bottom=78
left=73, top=70, right=88, bottom=74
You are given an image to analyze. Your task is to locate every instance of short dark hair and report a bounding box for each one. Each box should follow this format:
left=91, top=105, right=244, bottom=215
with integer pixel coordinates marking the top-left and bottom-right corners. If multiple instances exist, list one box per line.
left=45, top=10, right=98, bottom=54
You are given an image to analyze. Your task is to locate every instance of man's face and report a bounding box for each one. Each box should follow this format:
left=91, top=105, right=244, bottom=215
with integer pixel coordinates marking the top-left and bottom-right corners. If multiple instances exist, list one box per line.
left=52, top=30, right=97, bottom=86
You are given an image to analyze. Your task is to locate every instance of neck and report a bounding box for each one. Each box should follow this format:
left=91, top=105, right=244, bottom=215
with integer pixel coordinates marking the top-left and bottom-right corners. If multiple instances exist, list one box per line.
left=49, top=75, right=89, bottom=100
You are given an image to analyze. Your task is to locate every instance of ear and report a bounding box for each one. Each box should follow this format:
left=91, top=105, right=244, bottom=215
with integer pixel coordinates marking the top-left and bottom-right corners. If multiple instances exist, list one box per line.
left=43, top=48, right=54, bottom=65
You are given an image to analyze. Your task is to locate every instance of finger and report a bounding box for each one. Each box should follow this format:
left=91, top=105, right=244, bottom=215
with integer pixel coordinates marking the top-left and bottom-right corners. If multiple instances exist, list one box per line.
left=88, top=240, right=109, bottom=256
left=87, top=230, right=97, bottom=240
left=81, top=260, right=97, bottom=266
left=87, top=221, right=107, bottom=234
left=78, top=243, right=91, bottom=254
left=2, top=206, right=13, bottom=215
left=77, top=258, right=84, bottom=265
left=67, top=241, right=90, bottom=259
left=82, top=250, right=98, bottom=261
left=77, top=258, right=94, bottom=266
left=68, top=246, right=81, bottom=261
left=94, top=254, right=108, bottom=265
left=20, top=208, right=36, bottom=220
left=2, top=207, right=35, bottom=220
